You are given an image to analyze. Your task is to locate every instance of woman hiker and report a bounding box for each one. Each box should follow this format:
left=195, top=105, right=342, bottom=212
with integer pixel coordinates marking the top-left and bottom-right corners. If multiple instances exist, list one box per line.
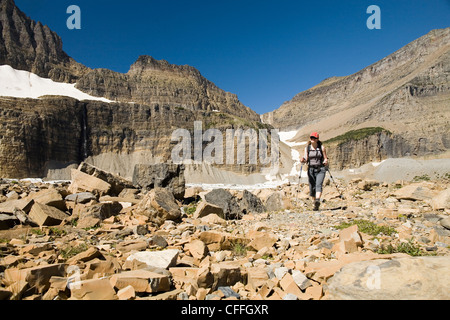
left=301, top=132, right=329, bottom=211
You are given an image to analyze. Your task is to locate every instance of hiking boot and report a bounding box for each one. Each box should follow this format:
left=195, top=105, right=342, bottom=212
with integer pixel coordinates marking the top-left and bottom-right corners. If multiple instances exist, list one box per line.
left=313, top=199, right=321, bottom=211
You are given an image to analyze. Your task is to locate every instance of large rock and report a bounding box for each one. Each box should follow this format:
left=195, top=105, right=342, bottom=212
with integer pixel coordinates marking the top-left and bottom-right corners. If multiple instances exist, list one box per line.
left=0, top=214, right=19, bottom=230
left=28, top=203, right=68, bottom=227
left=132, top=163, right=185, bottom=200
left=126, top=249, right=180, bottom=270
left=78, top=162, right=134, bottom=197
left=431, top=188, right=450, bottom=210
left=326, top=256, right=450, bottom=300
left=204, top=189, right=243, bottom=220
left=68, top=169, right=112, bottom=196
left=193, top=201, right=224, bottom=219
left=135, top=188, right=181, bottom=226
left=393, top=182, right=437, bottom=201
left=240, top=190, right=266, bottom=214
left=27, top=188, right=66, bottom=211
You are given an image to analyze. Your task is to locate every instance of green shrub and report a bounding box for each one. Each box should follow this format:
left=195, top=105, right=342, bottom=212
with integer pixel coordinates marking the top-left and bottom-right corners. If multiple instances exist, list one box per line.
left=325, top=127, right=391, bottom=145
left=335, top=219, right=397, bottom=236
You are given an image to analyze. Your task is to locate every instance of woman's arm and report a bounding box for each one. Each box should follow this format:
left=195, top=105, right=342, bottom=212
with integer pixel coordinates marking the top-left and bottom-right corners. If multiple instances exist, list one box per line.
left=322, top=145, right=329, bottom=166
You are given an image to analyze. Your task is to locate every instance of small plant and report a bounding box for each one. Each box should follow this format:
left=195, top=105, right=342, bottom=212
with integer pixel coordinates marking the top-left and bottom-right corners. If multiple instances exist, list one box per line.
left=231, top=242, right=247, bottom=257
left=377, top=239, right=428, bottom=256
left=49, top=227, right=67, bottom=237
left=60, top=243, right=89, bottom=259
left=335, top=220, right=397, bottom=236
left=413, top=174, right=430, bottom=182
left=184, top=204, right=197, bottom=216
left=30, top=228, right=45, bottom=236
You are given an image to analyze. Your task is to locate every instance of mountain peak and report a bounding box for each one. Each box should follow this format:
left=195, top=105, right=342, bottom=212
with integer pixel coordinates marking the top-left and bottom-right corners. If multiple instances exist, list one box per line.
left=0, top=0, right=88, bottom=82
left=128, top=55, right=202, bottom=78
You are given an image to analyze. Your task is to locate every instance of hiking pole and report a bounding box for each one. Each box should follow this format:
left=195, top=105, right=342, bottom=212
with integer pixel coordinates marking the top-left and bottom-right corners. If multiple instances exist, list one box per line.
left=297, top=164, right=304, bottom=207
left=326, top=166, right=345, bottom=200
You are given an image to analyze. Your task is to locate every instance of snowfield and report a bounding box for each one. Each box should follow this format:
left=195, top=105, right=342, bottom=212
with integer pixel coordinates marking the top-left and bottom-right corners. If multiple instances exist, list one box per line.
left=0, top=65, right=112, bottom=102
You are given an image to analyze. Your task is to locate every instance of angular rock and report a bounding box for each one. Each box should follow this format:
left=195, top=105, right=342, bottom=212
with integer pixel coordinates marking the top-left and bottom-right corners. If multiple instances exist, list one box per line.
left=126, top=249, right=179, bottom=269
left=65, top=192, right=97, bottom=204
left=326, top=256, right=450, bottom=300
left=4, top=263, right=66, bottom=293
left=28, top=202, right=68, bottom=227
left=204, top=189, right=243, bottom=220
left=185, top=239, right=209, bottom=260
left=264, top=192, right=283, bottom=212
left=193, top=201, right=225, bottom=219
left=248, top=231, right=278, bottom=251
left=66, top=247, right=102, bottom=265
left=246, top=267, right=268, bottom=290
left=240, top=190, right=266, bottom=214
left=0, top=198, right=34, bottom=215
left=117, top=285, right=136, bottom=300
left=135, top=188, right=181, bottom=226
left=110, top=269, right=171, bottom=293
left=27, top=188, right=66, bottom=211
left=431, top=188, right=450, bottom=210
left=132, top=163, right=185, bottom=200
left=69, top=278, right=118, bottom=300
left=211, top=261, right=242, bottom=289
left=68, top=169, right=111, bottom=196
left=78, top=162, right=134, bottom=196
left=0, top=214, right=19, bottom=230
left=393, top=182, right=437, bottom=201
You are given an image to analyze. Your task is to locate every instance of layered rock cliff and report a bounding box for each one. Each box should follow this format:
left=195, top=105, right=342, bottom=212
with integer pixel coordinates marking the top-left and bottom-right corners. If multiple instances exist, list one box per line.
left=75, top=55, right=260, bottom=121
left=0, top=0, right=269, bottom=179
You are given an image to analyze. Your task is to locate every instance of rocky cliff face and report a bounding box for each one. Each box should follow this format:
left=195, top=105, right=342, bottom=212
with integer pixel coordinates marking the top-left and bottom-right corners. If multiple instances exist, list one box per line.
left=75, top=55, right=260, bottom=121
left=263, top=28, right=450, bottom=168
left=0, top=0, right=88, bottom=82
left=0, top=0, right=268, bottom=179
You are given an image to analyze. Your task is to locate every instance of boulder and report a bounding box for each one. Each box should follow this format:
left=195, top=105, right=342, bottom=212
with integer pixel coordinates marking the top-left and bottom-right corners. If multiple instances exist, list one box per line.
left=193, top=201, right=224, bottom=219
left=264, top=192, right=283, bottom=212
left=135, top=188, right=181, bottom=226
left=0, top=214, right=19, bottom=230
left=393, top=182, right=437, bottom=201
left=28, top=203, right=68, bottom=227
left=26, top=188, right=66, bottom=211
left=326, top=256, right=450, bottom=300
left=0, top=198, right=34, bottom=215
left=69, top=278, right=118, bottom=300
left=68, top=169, right=111, bottom=196
left=65, top=192, right=97, bottom=204
left=132, top=163, right=185, bottom=200
left=4, top=264, right=66, bottom=294
left=110, top=269, right=171, bottom=293
left=431, top=188, right=450, bottom=210
left=126, top=249, right=180, bottom=270
left=204, top=189, right=242, bottom=220
left=78, top=162, right=135, bottom=196
left=240, top=190, right=266, bottom=214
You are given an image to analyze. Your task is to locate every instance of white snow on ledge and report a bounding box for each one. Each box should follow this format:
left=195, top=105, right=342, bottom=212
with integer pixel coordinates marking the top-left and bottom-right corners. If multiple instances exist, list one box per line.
left=0, top=65, right=112, bottom=102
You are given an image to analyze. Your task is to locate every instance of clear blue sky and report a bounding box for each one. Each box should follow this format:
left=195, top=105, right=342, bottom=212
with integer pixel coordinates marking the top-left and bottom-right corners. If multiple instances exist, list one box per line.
left=15, top=0, right=450, bottom=115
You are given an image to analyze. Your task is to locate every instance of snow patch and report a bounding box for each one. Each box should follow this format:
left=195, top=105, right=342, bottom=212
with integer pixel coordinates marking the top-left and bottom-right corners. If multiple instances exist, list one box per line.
left=0, top=65, right=112, bottom=102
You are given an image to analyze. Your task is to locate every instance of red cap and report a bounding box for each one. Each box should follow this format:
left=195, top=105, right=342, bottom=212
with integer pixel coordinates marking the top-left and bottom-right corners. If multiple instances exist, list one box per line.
left=310, top=132, right=319, bottom=139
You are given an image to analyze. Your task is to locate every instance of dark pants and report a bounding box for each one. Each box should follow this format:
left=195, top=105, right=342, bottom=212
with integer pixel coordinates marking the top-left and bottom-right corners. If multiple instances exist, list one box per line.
left=308, top=166, right=326, bottom=198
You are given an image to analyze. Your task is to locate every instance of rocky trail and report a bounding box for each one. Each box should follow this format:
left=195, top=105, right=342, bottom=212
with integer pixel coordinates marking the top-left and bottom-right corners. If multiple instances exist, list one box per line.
left=0, top=163, right=449, bottom=300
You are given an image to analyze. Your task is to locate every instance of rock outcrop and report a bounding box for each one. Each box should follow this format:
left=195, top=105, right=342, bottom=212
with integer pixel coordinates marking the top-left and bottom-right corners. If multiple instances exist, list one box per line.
left=0, top=0, right=269, bottom=180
